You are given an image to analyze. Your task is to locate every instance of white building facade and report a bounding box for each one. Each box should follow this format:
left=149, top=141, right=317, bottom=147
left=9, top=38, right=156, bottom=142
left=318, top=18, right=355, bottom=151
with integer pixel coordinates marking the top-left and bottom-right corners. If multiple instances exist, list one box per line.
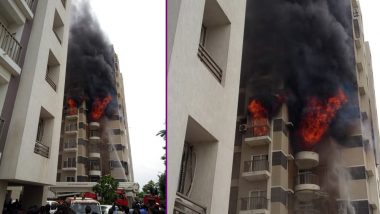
left=0, top=0, right=71, bottom=210
left=168, top=0, right=246, bottom=213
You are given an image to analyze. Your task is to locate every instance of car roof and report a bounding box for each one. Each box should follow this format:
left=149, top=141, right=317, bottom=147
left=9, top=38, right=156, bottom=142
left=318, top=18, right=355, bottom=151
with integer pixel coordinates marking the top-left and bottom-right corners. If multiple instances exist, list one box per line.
left=66, top=197, right=100, bottom=204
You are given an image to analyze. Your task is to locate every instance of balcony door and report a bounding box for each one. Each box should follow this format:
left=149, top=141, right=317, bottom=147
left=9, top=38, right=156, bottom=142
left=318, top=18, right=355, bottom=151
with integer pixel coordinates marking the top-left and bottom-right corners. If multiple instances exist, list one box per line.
left=251, top=154, right=268, bottom=171
left=248, top=190, right=267, bottom=209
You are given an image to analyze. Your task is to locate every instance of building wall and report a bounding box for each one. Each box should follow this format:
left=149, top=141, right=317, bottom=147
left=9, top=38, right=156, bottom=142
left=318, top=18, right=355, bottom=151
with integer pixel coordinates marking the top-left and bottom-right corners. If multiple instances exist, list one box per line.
left=168, top=0, right=246, bottom=213
left=0, top=0, right=71, bottom=185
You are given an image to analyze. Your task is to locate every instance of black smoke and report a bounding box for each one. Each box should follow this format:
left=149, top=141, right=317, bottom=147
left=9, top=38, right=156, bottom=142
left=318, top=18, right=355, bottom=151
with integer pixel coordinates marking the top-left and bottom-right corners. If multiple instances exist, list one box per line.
left=65, top=0, right=117, bottom=117
left=242, top=0, right=357, bottom=147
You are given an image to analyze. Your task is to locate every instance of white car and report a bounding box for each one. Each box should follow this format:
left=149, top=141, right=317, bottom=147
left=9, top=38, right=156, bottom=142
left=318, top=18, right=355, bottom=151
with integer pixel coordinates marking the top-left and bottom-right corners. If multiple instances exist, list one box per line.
left=66, top=197, right=102, bottom=214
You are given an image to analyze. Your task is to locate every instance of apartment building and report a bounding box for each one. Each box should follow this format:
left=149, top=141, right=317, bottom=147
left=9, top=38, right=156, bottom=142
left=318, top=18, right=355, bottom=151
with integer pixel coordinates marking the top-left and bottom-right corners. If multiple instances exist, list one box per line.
left=168, top=0, right=246, bottom=213
left=0, top=0, right=71, bottom=211
left=55, top=51, right=133, bottom=187
left=228, top=0, right=380, bottom=214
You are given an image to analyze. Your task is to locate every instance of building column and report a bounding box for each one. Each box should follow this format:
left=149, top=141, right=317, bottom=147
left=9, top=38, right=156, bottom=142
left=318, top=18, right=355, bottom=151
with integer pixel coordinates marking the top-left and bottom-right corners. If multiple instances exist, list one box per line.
left=20, top=185, right=48, bottom=209
left=0, top=181, right=8, bottom=213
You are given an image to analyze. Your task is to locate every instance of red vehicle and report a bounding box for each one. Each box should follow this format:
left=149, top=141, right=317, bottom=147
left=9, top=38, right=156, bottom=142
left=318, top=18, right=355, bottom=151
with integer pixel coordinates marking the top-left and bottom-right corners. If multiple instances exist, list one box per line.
left=143, top=194, right=160, bottom=208
left=84, top=188, right=129, bottom=207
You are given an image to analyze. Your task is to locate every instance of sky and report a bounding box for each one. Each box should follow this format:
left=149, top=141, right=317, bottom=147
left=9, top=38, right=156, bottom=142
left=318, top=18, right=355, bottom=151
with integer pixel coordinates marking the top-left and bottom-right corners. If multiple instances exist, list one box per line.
left=85, top=0, right=166, bottom=187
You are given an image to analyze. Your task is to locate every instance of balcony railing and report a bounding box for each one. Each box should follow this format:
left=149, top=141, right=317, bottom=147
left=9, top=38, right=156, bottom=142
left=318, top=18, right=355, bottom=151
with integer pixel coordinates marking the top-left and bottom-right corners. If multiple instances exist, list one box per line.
left=295, top=204, right=320, bottom=214
left=241, top=119, right=271, bottom=138
left=174, top=192, right=206, bottom=214
left=89, top=131, right=100, bottom=138
left=296, top=172, right=319, bottom=185
left=197, top=44, right=223, bottom=82
left=24, top=0, right=36, bottom=10
left=65, top=124, right=77, bottom=132
left=34, top=141, right=49, bottom=158
left=45, top=73, right=57, bottom=91
left=353, top=8, right=359, bottom=17
left=90, top=165, right=101, bottom=171
left=240, top=196, right=269, bottom=210
left=243, top=159, right=269, bottom=172
left=64, top=141, right=77, bottom=149
left=0, top=22, right=22, bottom=65
left=63, top=160, right=76, bottom=168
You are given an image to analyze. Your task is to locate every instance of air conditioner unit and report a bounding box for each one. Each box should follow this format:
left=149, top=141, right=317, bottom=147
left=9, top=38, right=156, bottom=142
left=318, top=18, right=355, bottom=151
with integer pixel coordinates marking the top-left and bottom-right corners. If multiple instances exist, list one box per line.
left=239, top=124, right=248, bottom=133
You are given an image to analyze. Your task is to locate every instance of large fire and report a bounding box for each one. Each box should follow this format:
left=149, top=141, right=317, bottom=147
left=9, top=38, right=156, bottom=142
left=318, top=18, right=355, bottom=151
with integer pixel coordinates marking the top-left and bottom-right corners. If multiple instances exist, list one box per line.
left=90, top=95, right=112, bottom=121
left=248, top=100, right=269, bottom=136
left=67, top=98, right=78, bottom=115
left=297, top=89, right=348, bottom=150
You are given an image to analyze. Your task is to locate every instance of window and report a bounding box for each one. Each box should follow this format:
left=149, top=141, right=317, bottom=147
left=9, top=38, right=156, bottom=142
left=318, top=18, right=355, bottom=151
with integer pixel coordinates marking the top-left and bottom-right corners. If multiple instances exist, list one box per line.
left=36, top=119, right=44, bottom=143
left=65, top=121, right=77, bottom=132
left=66, top=176, right=75, bottom=182
left=45, top=50, right=60, bottom=91
left=64, top=157, right=76, bottom=168
left=248, top=190, right=267, bottom=209
left=113, top=129, right=122, bottom=135
left=198, top=0, right=231, bottom=83
left=64, top=138, right=76, bottom=149
left=110, top=160, right=122, bottom=168
left=53, top=10, right=64, bottom=44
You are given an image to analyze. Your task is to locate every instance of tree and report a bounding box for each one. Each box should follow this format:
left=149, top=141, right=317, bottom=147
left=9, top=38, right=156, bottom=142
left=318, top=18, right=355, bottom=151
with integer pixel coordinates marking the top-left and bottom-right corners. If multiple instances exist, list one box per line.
left=157, top=173, right=166, bottom=200
left=142, top=180, right=158, bottom=194
left=156, top=129, right=166, bottom=140
left=156, top=129, right=166, bottom=205
left=93, top=175, right=119, bottom=204
left=156, top=129, right=166, bottom=163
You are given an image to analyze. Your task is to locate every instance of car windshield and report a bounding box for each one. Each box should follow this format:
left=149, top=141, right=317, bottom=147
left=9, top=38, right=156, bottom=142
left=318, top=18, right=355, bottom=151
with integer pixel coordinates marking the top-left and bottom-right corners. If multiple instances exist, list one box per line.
left=71, top=203, right=101, bottom=214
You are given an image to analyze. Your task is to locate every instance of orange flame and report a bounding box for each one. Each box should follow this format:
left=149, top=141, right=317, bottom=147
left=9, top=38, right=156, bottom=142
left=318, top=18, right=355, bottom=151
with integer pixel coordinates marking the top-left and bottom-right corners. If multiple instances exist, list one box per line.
left=67, top=98, right=78, bottom=115
left=90, top=96, right=112, bottom=121
left=298, top=89, right=348, bottom=150
left=248, top=100, right=269, bottom=136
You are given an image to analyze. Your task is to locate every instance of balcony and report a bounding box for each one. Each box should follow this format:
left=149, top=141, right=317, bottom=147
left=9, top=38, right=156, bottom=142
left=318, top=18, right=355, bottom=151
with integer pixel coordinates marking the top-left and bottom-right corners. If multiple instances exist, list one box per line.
left=294, top=203, right=321, bottom=214
left=89, top=131, right=101, bottom=142
left=240, top=196, right=269, bottom=214
left=295, top=172, right=320, bottom=202
left=45, top=72, right=57, bottom=91
left=34, top=141, right=49, bottom=158
left=198, top=44, right=223, bottom=83
left=89, top=122, right=100, bottom=130
left=89, top=170, right=101, bottom=176
left=0, top=22, right=22, bottom=73
left=242, top=120, right=272, bottom=147
left=89, top=152, right=101, bottom=159
left=174, top=192, right=206, bottom=214
left=242, top=159, right=270, bottom=181
left=65, top=109, right=78, bottom=119
left=353, top=7, right=359, bottom=18
left=358, top=84, right=367, bottom=96
left=63, top=142, right=77, bottom=152
left=62, top=161, right=76, bottom=171
left=295, top=151, right=319, bottom=170
left=65, top=125, right=78, bottom=134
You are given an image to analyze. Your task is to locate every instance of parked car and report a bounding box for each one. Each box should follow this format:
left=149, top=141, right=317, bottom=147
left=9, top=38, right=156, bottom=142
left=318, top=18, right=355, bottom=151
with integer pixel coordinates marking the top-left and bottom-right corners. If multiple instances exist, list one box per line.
left=65, top=197, right=101, bottom=214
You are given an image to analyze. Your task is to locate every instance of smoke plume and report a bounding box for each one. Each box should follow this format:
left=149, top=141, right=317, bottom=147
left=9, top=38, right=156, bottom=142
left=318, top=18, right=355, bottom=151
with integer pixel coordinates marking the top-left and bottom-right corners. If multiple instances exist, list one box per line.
left=242, top=0, right=357, bottom=149
left=65, top=0, right=117, bottom=118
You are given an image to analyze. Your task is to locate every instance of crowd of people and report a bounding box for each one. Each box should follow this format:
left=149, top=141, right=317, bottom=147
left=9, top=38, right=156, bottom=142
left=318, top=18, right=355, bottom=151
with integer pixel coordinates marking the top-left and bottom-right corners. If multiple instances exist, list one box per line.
left=2, top=199, right=165, bottom=214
